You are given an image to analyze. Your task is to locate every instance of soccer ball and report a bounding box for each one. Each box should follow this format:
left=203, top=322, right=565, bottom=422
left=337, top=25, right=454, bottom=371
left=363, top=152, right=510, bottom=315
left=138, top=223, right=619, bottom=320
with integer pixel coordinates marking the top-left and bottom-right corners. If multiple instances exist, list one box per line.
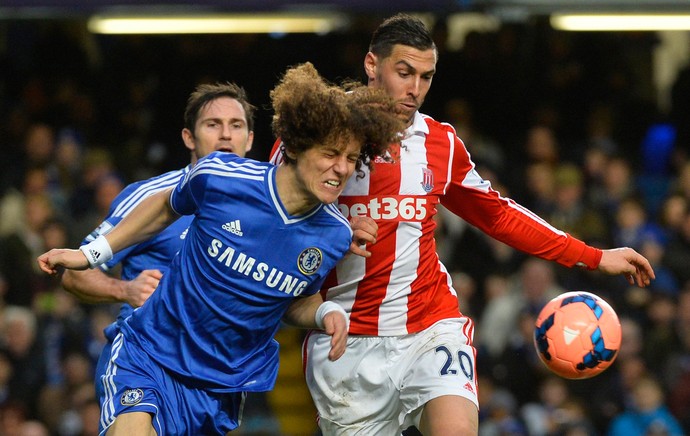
left=533, top=291, right=621, bottom=380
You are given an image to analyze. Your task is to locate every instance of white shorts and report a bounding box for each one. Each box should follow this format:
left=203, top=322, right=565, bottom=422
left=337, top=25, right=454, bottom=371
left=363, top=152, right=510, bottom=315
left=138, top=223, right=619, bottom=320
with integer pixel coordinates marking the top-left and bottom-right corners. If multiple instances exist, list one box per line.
left=304, top=318, right=478, bottom=435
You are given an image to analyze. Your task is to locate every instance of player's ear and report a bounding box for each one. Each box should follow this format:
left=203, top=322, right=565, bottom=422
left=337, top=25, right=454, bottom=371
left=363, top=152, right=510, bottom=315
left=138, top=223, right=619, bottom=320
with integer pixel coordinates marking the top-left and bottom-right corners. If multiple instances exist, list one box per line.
left=181, top=128, right=196, bottom=152
left=245, top=131, right=254, bottom=153
left=364, top=52, right=377, bottom=81
left=284, top=148, right=298, bottom=162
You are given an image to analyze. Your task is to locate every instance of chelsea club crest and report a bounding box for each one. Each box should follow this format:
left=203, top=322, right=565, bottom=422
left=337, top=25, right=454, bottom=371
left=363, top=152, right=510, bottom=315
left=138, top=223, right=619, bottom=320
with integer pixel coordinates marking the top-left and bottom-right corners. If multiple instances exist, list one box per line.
left=298, top=247, right=322, bottom=275
left=121, top=388, right=144, bottom=406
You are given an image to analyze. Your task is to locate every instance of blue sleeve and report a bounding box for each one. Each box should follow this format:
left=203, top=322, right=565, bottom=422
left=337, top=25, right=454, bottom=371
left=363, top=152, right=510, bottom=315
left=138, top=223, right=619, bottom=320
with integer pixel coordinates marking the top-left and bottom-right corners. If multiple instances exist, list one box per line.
left=170, top=167, right=203, bottom=216
left=80, top=215, right=142, bottom=271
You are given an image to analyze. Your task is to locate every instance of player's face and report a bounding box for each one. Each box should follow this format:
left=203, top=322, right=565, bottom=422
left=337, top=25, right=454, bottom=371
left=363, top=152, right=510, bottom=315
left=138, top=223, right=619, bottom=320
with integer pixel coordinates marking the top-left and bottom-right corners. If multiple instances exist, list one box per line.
left=293, top=138, right=360, bottom=209
left=365, top=45, right=436, bottom=126
left=182, top=97, right=254, bottom=162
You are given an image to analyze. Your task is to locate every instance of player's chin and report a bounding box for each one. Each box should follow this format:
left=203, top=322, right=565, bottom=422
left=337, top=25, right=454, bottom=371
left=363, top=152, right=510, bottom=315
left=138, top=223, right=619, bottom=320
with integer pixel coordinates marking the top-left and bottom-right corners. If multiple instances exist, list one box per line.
left=318, top=185, right=344, bottom=204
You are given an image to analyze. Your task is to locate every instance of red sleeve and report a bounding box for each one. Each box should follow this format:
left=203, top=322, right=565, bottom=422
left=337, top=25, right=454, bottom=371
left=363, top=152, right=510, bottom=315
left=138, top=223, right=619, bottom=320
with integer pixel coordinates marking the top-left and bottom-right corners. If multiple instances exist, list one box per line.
left=440, top=133, right=602, bottom=270
left=268, top=138, right=283, bottom=164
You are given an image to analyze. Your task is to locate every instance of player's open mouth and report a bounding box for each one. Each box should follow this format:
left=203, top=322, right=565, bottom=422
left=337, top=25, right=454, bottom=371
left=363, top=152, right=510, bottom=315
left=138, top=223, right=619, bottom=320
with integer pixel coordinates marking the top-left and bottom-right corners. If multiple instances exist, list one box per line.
left=325, top=180, right=341, bottom=188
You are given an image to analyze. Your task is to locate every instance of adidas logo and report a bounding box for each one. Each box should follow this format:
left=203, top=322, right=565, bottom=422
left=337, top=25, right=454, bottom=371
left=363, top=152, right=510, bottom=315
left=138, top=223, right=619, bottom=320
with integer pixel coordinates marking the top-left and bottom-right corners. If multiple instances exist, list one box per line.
left=89, top=249, right=101, bottom=261
left=222, top=220, right=243, bottom=236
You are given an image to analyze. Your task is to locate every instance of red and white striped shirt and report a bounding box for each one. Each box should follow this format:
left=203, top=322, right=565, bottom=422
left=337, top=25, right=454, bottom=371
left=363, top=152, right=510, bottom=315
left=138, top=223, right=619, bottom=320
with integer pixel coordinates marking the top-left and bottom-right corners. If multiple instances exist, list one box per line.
left=270, top=112, right=602, bottom=336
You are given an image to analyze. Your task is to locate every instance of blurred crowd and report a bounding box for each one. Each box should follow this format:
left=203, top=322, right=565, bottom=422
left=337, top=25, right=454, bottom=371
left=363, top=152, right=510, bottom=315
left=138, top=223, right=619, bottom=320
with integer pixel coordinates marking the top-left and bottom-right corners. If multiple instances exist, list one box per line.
left=1, top=15, right=690, bottom=436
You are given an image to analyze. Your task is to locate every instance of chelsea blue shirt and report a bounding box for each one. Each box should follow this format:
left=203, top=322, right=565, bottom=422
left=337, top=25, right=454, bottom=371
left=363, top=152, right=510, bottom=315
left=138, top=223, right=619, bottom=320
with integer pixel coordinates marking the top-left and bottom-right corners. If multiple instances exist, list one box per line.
left=83, top=167, right=193, bottom=335
left=120, top=152, right=352, bottom=393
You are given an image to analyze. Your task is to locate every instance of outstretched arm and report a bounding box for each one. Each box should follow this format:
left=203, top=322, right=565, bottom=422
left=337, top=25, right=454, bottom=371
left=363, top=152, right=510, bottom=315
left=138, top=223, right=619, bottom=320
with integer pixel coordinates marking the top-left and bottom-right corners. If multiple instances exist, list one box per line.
left=62, top=268, right=162, bottom=307
left=283, top=293, right=348, bottom=361
left=38, top=188, right=179, bottom=274
left=598, top=247, right=655, bottom=288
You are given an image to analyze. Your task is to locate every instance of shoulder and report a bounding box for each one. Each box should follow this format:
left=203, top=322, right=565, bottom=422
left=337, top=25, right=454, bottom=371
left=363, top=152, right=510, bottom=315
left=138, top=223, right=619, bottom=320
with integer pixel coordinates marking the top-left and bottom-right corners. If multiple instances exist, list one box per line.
left=187, top=152, right=272, bottom=186
left=109, top=168, right=187, bottom=218
left=320, top=204, right=353, bottom=236
left=420, top=113, right=457, bottom=135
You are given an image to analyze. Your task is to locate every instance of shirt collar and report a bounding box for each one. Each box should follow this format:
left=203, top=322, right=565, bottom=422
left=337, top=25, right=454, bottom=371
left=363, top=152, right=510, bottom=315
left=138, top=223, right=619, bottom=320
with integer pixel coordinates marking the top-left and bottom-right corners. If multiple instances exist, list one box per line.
left=405, top=111, right=429, bottom=137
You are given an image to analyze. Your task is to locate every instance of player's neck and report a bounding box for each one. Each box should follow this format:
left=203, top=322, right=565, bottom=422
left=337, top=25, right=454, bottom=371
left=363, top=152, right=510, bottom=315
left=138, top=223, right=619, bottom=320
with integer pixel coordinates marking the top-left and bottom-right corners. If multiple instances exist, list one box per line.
left=275, top=164, right=320, bottom=216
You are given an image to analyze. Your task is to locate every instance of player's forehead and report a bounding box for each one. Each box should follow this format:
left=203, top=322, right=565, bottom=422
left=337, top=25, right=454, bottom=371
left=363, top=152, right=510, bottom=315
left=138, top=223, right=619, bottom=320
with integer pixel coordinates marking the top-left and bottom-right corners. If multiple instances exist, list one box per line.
left=313, top=134, right=361, bottom=155
left=384, top=44, right=437, bottom=73
left=197, top=97, right=247, bottom=122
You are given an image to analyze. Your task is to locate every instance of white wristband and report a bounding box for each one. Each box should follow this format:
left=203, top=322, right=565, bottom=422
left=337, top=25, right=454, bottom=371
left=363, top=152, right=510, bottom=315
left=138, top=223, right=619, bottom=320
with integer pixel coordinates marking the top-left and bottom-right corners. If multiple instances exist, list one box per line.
left=79, top=235, right=113, bottom=269
left=315, top=301, right=347, bottom=330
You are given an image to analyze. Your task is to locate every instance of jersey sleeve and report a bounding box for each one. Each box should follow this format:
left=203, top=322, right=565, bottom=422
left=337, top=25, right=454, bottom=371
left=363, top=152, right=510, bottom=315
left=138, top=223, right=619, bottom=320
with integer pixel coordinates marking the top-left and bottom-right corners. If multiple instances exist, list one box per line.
left=440, top=132, right=602, bottom=270
left=170, top=161, right=207, bottom=216
left=268, top=138, right=284, bottom=165
left=80, top=204, right=141, bottom=271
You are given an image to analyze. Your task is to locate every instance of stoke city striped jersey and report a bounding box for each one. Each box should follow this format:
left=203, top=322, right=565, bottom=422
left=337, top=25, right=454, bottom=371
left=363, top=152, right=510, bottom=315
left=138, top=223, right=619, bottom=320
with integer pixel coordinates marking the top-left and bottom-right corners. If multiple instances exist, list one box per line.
left=271, top=112, right=602, bottom=336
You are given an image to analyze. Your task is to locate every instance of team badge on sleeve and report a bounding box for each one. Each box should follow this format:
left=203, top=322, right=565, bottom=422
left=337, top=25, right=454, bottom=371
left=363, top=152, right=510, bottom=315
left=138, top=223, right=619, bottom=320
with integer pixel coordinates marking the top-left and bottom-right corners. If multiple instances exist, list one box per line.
left=298, top=247, right=322, bottom=275
left=121, top=388, right=144, bottom=406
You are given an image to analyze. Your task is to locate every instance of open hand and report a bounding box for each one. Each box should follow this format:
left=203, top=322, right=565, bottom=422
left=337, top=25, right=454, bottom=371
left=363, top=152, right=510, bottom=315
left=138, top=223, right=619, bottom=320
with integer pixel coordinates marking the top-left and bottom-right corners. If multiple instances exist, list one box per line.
left=598, top=247, right=655, bottom=287
left=322, top=310, right=349, bottom=361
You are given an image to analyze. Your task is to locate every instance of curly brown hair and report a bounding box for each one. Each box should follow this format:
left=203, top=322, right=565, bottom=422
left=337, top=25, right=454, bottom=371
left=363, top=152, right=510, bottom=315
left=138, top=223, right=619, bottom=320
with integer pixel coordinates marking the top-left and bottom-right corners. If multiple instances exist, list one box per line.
left=271, top=62, right=403, bottom=173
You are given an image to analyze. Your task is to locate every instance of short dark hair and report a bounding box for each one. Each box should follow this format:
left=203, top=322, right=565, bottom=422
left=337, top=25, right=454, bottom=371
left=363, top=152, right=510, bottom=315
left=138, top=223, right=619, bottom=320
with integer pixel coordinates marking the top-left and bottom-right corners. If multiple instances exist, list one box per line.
left=184, top=82, right=255, bottom=133
left=369, top=13, right=436, bottom=59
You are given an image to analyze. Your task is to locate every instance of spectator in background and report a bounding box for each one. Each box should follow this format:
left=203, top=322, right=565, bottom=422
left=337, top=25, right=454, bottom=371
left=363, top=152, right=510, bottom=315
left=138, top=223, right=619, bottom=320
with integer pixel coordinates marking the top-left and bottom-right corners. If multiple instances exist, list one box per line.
left=443, top=97, right=505, bottom=175
left=37, top=351, right=94, bottom=434
left=663, top=210, right=690, bottom=288
left=479, top=258, right=564, bottom=360
left=590, top=156, right=637, bottom=225
left=67, top=147, right=116, bottom=224
left=642, top=294, right=681, bottom=379
left=585, top=322, right=647, bottom=430
left=522, top=161, right=556, bottom=217
left=607, top=375, right=684, bottom=436
left=68, top=173, right=125, bottom=247
left=0, top=193, right=58, bottom=307
left=638, top=235, right=679, bottom=297
left=509, top=124, right=560, bottom=201
left=582, top=145, right=611, bottom=197
left=0, top=349, right=13, bottom=408
left=477, top=376, right=527, bottom=436
left=10, top=123, right=57, bottom=196
left=612, top=196, right=666, bottom=252
left=491, top=309, right=546, bottom=405
left=672, top=160, right=690, bottom=201
left=658, top=193, right=688, bottom=238
left=665, top=287, right=690, bottom=433
left=1, top=306, right=46, bottom=418
left=548, top=163, right=609, bottom=246
left=521, top=376, right=576, bottom=436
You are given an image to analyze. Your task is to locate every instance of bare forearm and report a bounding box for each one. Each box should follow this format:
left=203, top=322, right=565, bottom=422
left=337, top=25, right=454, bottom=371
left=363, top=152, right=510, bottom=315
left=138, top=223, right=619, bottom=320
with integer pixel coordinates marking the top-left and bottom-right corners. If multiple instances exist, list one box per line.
left=283, top=293, right=323, bottom=328
left=106, top=189, right=179, bottom=253
left=62, top=269, right=127, bottom=304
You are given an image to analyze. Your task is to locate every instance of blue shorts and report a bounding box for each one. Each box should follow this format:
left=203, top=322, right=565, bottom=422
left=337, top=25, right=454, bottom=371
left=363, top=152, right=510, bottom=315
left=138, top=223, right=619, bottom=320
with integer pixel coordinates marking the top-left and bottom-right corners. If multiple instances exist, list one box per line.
left=94, top=321, right=120, bottom=402
left=99, top=333, right=245, bottom=436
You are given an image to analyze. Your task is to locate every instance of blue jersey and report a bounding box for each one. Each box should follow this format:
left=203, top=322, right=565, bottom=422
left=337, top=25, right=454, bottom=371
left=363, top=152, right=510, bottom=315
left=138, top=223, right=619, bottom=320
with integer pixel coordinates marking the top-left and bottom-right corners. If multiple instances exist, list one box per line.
left=83, top=167, right=193, bottom=328
left=120, top=152, right=352, bottom=393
